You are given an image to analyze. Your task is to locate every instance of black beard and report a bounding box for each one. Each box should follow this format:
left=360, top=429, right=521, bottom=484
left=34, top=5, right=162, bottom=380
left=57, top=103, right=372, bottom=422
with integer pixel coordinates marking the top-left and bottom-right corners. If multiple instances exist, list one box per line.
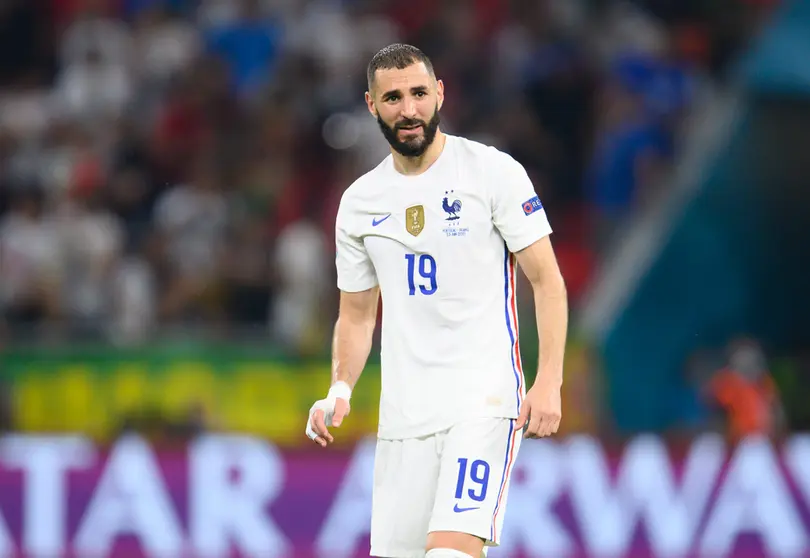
left=376, top=107, right=441, bottom=158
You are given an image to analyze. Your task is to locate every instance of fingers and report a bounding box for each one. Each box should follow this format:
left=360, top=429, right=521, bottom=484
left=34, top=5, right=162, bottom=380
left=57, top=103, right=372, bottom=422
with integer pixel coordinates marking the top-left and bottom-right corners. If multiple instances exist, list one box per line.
left=522, top=412, right=562, bottom=439
left=311, top=409, right=334, bottom=444
left=306, top=422, right=328, bottom=447
left=515, top=401, right=531, bottom=430
left=524, top=413, right=543, bottom=439
left=550, top=414, right=561, bottom=435
left=332, top=398, right=350, bottom=427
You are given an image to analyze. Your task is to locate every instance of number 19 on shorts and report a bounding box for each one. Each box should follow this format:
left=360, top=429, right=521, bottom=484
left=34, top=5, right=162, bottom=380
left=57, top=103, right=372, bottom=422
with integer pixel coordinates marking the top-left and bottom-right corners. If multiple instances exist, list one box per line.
left=456, top=458, right=490, bottom=502
left=405, top=253, right=437, bottom=296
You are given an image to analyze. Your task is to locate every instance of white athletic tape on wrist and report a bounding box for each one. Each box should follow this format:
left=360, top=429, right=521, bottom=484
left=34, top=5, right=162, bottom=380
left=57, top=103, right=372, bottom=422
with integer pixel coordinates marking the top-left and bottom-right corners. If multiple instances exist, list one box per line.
left=327, top=381, right=352, bottom=402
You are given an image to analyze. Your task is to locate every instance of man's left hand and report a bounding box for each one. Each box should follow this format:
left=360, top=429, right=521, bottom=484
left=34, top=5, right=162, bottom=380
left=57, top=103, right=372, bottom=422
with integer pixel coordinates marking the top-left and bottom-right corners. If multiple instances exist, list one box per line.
left=515, top=381, right=562, bottom=439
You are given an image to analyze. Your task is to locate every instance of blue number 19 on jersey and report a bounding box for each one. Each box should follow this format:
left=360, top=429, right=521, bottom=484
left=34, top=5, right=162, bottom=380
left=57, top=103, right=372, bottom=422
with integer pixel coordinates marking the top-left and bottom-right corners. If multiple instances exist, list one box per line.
left=405, top=253, right=437, bottom=296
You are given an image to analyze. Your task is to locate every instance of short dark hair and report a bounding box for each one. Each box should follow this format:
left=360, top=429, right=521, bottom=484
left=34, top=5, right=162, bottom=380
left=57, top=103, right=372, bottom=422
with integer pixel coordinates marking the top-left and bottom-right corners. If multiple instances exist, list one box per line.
left=366, top=44, right=435, bottom=91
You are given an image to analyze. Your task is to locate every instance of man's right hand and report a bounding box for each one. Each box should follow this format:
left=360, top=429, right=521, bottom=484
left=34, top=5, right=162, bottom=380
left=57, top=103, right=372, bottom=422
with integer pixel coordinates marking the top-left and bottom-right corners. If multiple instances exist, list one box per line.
left=305, top=382, right=352, bottom=447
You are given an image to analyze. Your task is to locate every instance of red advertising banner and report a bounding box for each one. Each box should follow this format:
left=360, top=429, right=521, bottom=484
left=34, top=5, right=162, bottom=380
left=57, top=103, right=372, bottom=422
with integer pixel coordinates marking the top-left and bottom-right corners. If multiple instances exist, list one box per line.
left=0, top=434, right=807, bottom=557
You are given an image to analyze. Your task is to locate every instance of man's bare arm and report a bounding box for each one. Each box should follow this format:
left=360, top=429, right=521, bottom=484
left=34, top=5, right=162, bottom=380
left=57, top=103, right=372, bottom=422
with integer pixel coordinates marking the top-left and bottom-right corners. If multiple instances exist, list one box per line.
left=306, top=286, right=380, bottom=447
left=514, top=235, right=568, bottom=438
left=332, top=286, right=380, bottom=389
left=515, top=236, right=568, bottom=388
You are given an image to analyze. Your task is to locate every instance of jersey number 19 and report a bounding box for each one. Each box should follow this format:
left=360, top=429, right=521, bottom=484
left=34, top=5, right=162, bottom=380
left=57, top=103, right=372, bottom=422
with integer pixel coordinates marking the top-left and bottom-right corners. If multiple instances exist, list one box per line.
left=405, top=253, right=437, bottom=296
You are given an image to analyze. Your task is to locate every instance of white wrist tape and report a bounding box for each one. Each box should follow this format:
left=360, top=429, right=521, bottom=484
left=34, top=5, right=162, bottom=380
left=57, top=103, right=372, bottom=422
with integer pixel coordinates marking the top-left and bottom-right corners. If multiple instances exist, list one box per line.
left=327, top=381, right=352, bottom=402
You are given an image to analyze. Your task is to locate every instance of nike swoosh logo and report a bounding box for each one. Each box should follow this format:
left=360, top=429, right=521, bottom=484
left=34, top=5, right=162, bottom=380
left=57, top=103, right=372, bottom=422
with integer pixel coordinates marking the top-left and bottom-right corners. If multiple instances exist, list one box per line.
left=372, top=214, right=391, bottom=226
left=453, top=504, right=480, bottom=513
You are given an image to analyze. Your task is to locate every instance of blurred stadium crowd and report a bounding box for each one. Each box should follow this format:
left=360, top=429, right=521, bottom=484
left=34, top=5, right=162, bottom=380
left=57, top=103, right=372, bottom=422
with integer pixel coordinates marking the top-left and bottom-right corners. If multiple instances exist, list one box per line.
left=0, top=0, right=802, bottom=453
left=0, top=0, right=775, bottom=352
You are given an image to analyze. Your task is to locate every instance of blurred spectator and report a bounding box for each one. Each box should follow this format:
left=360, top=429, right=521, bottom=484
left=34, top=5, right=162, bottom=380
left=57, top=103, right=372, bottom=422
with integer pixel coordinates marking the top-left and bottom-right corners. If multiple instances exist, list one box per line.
left=705, top=338, right=786, bottom=443
left=53, top=46, right=132, bottom=122
left=54, top=0, right=133, bottom=120
left=272, top=216, right=329, bottom=355
left=0, top=187, right=61, bottom=336
left=59, top=0, right=132, bottom=68
left=585, top=54, right=676, bottom=255
left=132, top=4, right=201, bottom=87
left=150, top=71, right=212, bottom=183
left=109, top=247, right=156, bottom=345
left=54, top=180, right=125, bottom=338
left=203, top=0, right=282, bottom=98
left=152, top=155, right=229, bottom=323
left=220, top=213, right=273, bottom=328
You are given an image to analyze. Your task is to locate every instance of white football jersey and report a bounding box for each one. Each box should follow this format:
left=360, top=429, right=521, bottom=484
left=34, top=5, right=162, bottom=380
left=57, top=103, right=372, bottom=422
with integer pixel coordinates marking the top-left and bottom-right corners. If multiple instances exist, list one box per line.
left=335, top=135, right=553, bottom=440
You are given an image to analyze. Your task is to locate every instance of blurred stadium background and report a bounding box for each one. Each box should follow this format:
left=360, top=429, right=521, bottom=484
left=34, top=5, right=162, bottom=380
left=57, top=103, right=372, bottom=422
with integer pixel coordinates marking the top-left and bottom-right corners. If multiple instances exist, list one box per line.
left=1, top=0, right=809, bottom=556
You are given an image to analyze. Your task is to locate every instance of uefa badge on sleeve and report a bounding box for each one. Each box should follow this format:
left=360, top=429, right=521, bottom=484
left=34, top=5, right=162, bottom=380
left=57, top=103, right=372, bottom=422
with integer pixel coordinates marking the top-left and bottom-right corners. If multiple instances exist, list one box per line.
left=406, top=205, right=425, bottom=236
left=522, top=195, right=543, bottom=216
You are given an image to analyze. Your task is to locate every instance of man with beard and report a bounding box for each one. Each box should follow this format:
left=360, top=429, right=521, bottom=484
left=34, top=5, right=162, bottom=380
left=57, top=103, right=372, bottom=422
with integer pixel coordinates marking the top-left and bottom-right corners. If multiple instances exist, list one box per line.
left=306, top=44, right=568, bottom=558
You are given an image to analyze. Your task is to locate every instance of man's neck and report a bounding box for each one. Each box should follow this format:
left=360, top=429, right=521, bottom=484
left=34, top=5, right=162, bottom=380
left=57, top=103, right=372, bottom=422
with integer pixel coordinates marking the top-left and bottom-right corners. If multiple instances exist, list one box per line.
left=391, top=130, right=447, bottom=176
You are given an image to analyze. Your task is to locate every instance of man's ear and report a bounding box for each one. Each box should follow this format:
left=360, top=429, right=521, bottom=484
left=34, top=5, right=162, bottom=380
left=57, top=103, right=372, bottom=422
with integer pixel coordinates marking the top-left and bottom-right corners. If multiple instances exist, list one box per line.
left=365, top=91, right=377, bottom=118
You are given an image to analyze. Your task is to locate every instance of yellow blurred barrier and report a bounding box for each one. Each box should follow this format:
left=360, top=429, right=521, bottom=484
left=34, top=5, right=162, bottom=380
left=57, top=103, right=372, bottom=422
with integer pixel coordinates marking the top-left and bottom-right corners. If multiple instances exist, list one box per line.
left=4, top=346, right=381, bottom=446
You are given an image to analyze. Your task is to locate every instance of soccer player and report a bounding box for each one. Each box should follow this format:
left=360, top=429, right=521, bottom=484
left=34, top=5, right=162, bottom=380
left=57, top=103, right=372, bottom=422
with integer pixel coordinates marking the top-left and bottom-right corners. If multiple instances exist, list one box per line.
left=306, top=44, right=568, bottom=558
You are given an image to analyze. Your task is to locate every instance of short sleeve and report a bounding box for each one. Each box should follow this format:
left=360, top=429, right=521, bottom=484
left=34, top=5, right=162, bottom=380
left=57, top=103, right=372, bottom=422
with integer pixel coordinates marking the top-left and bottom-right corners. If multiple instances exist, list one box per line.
left=335, top=194, right=378, bottom=292
left=491, top=156, right=553, bottom=253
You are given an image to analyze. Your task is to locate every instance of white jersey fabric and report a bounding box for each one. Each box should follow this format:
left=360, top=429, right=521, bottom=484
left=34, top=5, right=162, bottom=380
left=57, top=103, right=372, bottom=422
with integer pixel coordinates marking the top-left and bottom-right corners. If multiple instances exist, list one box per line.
left=335, top=134, right=552, bottom=439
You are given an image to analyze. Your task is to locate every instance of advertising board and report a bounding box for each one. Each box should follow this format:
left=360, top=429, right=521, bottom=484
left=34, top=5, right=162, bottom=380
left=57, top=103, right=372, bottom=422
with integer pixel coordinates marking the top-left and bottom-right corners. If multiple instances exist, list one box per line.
left=0, top=434, right=807, bottom=557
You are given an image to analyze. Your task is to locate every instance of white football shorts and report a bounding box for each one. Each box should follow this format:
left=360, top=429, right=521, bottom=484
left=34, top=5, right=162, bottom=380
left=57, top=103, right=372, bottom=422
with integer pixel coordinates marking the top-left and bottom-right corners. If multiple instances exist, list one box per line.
left=370, top=417, right=522, bottom=558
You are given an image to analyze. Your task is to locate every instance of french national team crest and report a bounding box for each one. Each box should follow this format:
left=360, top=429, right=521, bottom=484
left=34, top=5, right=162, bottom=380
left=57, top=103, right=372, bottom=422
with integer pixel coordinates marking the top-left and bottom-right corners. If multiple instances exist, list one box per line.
left=406, top=205, right=425, bottom=236
left=442, top=191, right=462, bottom=221
left=440, top=190, right=469, bottom=238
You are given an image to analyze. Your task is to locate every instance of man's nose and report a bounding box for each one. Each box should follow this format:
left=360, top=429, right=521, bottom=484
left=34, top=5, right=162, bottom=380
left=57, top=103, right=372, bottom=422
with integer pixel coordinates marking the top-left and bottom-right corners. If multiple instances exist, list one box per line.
left=401, top=97, right=418, bottom=119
